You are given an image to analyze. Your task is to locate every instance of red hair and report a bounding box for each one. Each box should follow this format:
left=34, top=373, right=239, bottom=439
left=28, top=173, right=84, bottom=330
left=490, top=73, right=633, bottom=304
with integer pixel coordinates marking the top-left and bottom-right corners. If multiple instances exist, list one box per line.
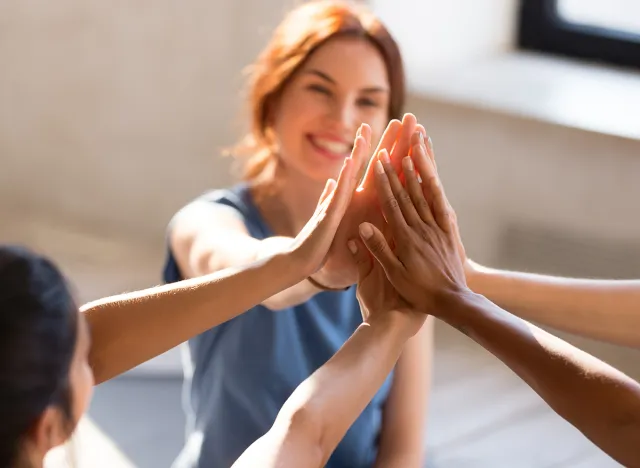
left=233, top=0, right=406, bottom=182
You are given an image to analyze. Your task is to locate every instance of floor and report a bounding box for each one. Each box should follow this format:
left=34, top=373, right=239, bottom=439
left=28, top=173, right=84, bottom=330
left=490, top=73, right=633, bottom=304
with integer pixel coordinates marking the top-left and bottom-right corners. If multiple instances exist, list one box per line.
left=2, top=217, right=624, bottom=467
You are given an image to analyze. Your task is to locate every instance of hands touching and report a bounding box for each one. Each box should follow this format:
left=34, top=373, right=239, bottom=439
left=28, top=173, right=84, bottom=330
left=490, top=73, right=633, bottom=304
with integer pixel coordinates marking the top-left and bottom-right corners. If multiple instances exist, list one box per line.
left=311, top=114, right=421, bottom=290
left=356, top=131, right=470, bottom=317
left=287, top=124, right=371, bottom=279
left=351, top=116, right=475, bottom=325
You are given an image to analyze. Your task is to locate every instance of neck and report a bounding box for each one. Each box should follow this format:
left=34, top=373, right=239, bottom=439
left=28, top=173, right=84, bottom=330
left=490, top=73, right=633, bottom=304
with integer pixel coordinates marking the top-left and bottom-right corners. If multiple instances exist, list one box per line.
left=253, top=164, right=326, bottom=236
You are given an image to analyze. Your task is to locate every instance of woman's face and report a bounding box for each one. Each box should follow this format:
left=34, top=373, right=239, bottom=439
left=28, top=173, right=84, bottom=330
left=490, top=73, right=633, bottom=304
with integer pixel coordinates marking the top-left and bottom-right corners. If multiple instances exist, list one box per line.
left=272, top=36, right=391, bottom=184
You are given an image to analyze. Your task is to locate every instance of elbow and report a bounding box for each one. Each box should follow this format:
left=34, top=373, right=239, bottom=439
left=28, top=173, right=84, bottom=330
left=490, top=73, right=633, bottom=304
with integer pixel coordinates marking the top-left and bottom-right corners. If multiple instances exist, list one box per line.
left=277, top=405, right=327, bottom=465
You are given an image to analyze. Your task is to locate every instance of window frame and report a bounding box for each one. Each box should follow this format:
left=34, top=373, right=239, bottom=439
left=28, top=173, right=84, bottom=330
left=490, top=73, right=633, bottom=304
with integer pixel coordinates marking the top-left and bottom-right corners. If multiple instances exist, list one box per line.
left=517, top=0, right=640, bottom=69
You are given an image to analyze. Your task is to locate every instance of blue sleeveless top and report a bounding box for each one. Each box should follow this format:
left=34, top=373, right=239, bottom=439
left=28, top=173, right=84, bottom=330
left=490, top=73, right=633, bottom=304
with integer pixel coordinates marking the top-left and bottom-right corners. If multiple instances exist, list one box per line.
left=164, top=184, right=394, bottom=468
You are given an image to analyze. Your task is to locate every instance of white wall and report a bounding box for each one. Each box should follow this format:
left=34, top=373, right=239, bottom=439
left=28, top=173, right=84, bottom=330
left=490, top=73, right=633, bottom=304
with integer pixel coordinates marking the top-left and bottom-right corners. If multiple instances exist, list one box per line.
left=0, top=0, right=297, bottom=242
left=370, top=0, right=518, bottom=78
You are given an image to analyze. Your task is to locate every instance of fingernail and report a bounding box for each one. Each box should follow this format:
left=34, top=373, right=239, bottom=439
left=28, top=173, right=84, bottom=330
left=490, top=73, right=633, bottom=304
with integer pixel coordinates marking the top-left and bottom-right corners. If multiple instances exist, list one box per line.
left=347, top=240, right=358, bottom=254
left=379, top=149, right=391, bottom=164
left=359, top=223, right=374, bottom=239
left=427, top=137, right=434, bottom=152
left=419, top=132, right=425, bottom=145
left=403, top=156, right=414, bottom=171
left=375, top=160, right=385, bottom=174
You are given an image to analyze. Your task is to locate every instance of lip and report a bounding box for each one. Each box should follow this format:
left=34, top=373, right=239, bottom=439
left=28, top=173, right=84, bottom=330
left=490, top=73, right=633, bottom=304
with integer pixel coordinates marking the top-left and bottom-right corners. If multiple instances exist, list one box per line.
left=306, top=134, right=353, bottom=161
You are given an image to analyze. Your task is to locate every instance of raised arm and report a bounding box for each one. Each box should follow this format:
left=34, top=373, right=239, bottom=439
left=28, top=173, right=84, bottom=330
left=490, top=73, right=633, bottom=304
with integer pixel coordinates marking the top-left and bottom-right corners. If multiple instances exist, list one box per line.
left=82, top=143, right=364, bottom=384
left=232, top=227, right=426, bottom=468
left=466, top=262, right=640, bottom=348
left=358, top=135, right=640, bottom=467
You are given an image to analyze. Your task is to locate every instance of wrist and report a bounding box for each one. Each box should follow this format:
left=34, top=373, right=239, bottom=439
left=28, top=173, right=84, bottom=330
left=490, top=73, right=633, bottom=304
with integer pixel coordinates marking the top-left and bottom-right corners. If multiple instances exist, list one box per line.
left=365, top=309, right=420, bottom=340
left=433, top=287, right=484, bottom=328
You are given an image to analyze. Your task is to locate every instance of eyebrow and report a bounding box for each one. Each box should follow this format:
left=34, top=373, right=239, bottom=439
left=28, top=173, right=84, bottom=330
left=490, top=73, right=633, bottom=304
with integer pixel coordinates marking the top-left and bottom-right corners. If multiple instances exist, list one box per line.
left=305, top=69, right=389, bottom=94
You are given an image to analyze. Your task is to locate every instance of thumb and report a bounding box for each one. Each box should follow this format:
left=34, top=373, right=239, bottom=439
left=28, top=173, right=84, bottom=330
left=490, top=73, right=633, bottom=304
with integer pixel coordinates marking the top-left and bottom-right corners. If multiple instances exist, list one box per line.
left=348, top=238, right=372, bottom=282
left=314, top=179, right=336, bottom=216
left=358, top=223, right=402, bottom=275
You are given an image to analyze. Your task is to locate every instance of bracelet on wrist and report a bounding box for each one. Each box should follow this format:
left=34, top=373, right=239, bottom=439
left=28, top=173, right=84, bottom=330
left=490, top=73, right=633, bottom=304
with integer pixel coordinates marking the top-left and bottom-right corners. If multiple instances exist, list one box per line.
left=307, top=275, right=350, bottom=292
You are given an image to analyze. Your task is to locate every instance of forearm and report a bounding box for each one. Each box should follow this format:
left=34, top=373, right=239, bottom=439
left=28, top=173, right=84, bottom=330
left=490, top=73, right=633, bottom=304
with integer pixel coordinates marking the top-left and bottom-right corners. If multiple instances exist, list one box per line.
left=375, top=318, right=433, bottom=468
left=82, top=252, right=303, bottom=383
left=207, top=235, right=324, bottom=310
left=440, top=290, right=640, bottom=467
left=468, top=262, right=640, bottom=347
left=261, top=312, right=415, bottom=467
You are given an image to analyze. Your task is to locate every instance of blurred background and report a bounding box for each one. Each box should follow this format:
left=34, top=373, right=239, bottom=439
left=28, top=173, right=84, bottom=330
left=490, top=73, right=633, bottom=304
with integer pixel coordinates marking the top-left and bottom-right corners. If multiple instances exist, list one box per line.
left=1, top=0, right=639, bottom=466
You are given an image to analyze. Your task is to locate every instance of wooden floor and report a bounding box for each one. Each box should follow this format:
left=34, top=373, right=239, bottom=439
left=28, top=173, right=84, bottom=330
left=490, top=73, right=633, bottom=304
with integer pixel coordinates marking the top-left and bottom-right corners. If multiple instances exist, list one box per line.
left=3, top=217, right=625, bottom=467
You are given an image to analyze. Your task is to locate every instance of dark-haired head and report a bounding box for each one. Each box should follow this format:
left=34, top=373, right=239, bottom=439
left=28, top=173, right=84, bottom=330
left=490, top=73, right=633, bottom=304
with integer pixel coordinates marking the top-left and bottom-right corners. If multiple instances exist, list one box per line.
left=0, top=245, right=93, bottom=467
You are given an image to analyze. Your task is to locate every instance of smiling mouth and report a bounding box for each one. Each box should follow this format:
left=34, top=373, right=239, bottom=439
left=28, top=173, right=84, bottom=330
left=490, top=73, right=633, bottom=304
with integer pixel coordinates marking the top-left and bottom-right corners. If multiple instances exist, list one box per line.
left=307, top=135, right=353, bottom=159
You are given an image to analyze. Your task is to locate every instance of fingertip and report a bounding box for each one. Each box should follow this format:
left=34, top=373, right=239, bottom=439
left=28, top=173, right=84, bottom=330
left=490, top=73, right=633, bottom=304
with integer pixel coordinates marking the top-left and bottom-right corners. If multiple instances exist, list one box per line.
left=347, top=239, right=358, bottom=255
left=402, top=113, right=417, bottom=125
left=359, top=222, right=374, bottom=240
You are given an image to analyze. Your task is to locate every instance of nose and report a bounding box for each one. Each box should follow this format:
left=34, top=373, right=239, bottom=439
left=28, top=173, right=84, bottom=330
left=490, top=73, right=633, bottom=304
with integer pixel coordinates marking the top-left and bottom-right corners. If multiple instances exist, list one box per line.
left=328, top=97, right=359, bottom=137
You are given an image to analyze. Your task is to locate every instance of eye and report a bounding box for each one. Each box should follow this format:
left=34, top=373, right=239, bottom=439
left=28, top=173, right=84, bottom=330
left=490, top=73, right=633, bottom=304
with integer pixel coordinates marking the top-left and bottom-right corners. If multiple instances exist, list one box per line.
left=357, top=97, right=380, bottom=108
left=308, top=84, right=331, bottom=96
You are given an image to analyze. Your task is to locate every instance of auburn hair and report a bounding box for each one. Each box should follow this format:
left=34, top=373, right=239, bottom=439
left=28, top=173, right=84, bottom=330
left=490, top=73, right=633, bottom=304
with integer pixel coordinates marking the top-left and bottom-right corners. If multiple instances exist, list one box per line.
left=233, top=0, right=405, bottom=182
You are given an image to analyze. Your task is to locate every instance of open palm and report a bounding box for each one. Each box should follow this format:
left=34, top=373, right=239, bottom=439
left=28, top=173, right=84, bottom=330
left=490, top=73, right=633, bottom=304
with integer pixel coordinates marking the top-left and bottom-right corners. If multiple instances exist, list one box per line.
left=314, top=114, right=419, bottom=289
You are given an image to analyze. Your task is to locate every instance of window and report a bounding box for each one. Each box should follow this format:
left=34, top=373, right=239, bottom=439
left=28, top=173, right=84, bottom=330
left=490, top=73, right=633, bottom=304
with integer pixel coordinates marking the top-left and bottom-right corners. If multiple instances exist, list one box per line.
left=518, top=0, right=640, bottom=69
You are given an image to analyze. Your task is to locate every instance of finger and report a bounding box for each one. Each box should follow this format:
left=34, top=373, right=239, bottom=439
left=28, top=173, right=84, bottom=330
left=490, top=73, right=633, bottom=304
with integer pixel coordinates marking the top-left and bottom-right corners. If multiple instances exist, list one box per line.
left=311, top=178, right=336, bottom=219
left=389, top=113, right=417, bottom=172
left=360, top=119, right=402, bottom=190
left=358, top=222, right=404, bottom=276
left=416, top=124, right=436, bottom=169
left=372, top=155, right=409, bottom=236
left=353, top=124, right=372, bottom=184
left=412, top=138, right=451, bottom=233
left=319, top=155, right=356, bottom=230
left=402, top=154, right=435, bottom=225
left=378, top=149, right=422, bottom=227
left=319, top=178, right=336, bottom=204
left=348, top=238, right=373, bottom=282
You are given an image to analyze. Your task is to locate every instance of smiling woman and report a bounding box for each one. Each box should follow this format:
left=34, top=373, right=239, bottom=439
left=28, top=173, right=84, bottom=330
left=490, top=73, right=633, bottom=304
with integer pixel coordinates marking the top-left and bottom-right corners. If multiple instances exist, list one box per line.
left=163, top=1, right=431, bottom=468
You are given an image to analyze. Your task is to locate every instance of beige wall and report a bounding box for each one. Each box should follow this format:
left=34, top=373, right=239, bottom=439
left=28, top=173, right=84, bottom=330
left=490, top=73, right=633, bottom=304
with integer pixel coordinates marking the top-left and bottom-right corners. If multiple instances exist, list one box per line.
left=0, top=0, right=298, bottom=242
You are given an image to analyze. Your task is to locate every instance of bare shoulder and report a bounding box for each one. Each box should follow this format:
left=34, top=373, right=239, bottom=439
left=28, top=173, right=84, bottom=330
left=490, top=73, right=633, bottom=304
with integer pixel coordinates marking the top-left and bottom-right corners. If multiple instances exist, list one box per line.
left=169, top=198, right=254, bottom=277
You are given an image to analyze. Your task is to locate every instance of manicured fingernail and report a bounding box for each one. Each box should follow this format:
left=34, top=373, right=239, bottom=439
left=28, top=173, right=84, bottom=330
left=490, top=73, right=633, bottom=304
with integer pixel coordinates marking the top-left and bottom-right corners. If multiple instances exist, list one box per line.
left=347, top=240, right=358, bottom=254
left=359, top=223, right=374, bottom=239
left=379, top=149, right=391, bottom=164
left=375, top=160, right=385, bottom=174
left=403, top=156, right=414, bottom=171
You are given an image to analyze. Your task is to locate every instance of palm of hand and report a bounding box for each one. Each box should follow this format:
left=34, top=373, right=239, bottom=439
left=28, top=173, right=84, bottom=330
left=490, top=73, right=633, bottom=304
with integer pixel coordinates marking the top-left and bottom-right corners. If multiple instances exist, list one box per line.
left=319, top=190, right=390, bottom=288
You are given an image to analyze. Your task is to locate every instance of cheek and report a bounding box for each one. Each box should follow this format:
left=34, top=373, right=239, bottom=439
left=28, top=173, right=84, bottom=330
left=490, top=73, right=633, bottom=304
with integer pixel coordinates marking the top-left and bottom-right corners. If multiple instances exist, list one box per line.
left=71, top=363, right=94, bottom=425
left=275, top=91, right=325, bottom=137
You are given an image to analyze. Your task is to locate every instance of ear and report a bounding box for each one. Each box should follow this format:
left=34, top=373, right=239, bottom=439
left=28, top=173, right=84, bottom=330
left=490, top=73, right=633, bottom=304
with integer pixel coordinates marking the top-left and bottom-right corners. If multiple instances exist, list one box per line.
left=28, top=406, right=71, bottom=458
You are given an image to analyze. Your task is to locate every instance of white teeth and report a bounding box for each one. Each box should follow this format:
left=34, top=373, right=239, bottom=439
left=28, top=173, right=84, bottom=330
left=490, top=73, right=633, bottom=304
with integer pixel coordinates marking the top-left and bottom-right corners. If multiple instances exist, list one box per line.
left=313, top=138, right=350, bottom=155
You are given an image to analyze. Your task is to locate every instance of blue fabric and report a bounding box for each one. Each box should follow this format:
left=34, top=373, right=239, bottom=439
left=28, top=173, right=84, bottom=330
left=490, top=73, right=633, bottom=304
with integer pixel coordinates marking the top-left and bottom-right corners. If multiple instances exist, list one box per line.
left=164, top=183, right=394, bottom=468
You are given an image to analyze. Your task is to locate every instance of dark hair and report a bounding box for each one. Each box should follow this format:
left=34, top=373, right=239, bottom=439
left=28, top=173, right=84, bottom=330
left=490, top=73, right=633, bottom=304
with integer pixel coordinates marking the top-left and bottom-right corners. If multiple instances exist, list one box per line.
left=233, top=0, right=406, bottom=182
left=0, top=245, right=77, bottom=467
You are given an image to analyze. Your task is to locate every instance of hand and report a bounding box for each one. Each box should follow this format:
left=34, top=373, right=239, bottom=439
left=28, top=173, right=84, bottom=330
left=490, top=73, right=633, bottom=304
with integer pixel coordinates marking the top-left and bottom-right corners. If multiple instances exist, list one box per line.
left=411, top=126, right=474, bottom=280
left=348, top=237, right=426, bottom=336
left=288, top=124, right=371, bottom=278
left=313, top=114, right=420, bottom=289
left=357, top=131, right=469, bottom=316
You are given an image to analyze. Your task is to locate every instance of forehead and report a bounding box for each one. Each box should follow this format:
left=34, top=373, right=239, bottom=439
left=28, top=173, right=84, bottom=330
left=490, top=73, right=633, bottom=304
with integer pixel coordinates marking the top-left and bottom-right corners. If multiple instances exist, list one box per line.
left=300, top=36, right=389, bottom=88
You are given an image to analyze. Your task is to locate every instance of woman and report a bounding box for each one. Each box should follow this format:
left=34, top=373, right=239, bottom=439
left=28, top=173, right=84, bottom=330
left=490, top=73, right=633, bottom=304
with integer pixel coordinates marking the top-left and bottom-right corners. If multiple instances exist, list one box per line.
left=164, top=1, right=432, bottom=467
left=0, top=141, right=384, bottom=467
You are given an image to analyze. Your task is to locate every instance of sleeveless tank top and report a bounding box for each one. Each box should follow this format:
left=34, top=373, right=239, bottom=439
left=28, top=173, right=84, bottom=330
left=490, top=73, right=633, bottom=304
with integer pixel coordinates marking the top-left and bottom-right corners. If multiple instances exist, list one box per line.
left=164, top=183, right=394, bottom=468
